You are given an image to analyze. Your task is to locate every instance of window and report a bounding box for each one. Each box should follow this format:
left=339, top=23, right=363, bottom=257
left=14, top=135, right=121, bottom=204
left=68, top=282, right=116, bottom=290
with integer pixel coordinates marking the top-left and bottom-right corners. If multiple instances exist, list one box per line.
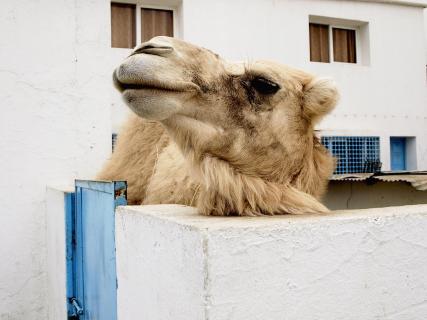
left=333, top=28, right=356, bottom=63
left=309, top=23, right=330, bottom=63
left=112, top=133, right=118, bottom=152
left=322, top=136, right=381, bottom=174
left=111, top=3, right=136, bottom=49
left=111, top=2, right=174, bottom=48
left=309, top=22, right=359, bottom=64
left=141, top=8, right=173, bottom=42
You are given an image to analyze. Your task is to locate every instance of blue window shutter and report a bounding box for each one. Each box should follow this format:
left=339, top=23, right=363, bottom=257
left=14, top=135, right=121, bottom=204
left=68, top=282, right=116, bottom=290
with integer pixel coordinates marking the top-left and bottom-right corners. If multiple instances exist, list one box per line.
left=390, top=138, right=406, bottom=171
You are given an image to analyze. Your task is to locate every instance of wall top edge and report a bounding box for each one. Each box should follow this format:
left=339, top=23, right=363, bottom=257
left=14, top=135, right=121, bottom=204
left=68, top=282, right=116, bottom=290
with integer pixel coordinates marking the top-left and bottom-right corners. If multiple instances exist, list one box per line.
left=116, top=204, right=427, bottom=230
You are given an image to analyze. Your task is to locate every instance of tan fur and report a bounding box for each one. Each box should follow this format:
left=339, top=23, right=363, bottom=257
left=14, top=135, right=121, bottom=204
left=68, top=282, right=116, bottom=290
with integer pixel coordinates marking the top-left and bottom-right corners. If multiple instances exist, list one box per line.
left=98, top=37, right=339, bottom=216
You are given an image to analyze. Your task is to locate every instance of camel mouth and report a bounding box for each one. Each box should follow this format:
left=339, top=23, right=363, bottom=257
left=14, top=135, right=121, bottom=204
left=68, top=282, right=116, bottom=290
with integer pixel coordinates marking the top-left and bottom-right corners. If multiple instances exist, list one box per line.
left=118, top=82, right=177, bottom=92
left=113, top=70, right=199, bottom=93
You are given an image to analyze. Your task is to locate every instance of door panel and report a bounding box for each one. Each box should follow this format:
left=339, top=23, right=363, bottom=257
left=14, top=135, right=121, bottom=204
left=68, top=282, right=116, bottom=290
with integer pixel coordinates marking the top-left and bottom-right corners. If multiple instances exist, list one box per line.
left=70, top=180, right=126, bottom=319
left=390, top=138, right=406, bottom=171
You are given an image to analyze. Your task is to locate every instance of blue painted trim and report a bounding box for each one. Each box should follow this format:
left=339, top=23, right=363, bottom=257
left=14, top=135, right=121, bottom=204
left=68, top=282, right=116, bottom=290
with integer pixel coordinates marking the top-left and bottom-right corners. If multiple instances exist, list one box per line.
left=75, top=179, right=115, bottom=193
left=65, top=192, right=76, bottom=317
left=74, top=184, right=86, bottom=319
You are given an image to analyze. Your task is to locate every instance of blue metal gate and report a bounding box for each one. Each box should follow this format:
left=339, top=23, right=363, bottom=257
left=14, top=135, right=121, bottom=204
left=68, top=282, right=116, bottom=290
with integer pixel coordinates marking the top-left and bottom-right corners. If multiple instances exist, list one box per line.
left=66, top=180, right=127, bottom=319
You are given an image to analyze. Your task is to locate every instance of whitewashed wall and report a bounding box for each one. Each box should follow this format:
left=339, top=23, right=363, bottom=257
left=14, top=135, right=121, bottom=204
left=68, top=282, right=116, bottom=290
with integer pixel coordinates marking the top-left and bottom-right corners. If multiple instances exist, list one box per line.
left=46, top=188, right=71, bottom=320
left=424, top=9, right=427, bottom=62
left=116, top=204, right=427, bottom=320
left=0, top=0, right=112, bottom=318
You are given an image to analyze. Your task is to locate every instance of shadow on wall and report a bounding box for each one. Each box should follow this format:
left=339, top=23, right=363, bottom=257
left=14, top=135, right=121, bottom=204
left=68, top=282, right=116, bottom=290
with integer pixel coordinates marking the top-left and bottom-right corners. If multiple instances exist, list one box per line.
left=325, top=180, right=427, bottom=210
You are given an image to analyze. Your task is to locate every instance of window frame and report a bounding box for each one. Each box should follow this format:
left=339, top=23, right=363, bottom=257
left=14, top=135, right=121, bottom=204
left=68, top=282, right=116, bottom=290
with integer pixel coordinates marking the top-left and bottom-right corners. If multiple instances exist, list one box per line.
left=111, top=1, right=179, bottom=50
left=309, top=21, right=362, bottom=65
left=328, top=24, right=360, bottom=65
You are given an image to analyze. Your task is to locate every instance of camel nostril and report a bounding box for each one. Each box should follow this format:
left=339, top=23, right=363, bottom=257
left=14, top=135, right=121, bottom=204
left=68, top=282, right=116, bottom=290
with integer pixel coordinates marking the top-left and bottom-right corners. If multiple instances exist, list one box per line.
left=132, top=43, right=174, bottom=56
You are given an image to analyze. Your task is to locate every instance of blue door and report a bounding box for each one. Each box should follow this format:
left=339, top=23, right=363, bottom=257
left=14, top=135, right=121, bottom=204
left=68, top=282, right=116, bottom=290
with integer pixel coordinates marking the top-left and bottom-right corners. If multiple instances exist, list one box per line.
left=390, top=137, right=406, bottom=171
left=67, top=180, right=126, bottom=319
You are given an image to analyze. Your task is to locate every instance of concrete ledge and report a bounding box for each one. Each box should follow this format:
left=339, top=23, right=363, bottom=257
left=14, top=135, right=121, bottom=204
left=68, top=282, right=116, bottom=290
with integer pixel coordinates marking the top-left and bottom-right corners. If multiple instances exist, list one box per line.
left=116, top=205, right=427, bottom=320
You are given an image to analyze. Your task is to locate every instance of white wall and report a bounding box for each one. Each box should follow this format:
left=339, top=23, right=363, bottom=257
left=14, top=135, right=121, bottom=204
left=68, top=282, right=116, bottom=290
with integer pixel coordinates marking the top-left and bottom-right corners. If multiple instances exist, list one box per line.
left=116, top=204, right=427, bottom=320
left=46, top=188, right=71, bottom=320
left=0, top=0, right=112, bottom=318
left=424, top=9, right=427, bottom=62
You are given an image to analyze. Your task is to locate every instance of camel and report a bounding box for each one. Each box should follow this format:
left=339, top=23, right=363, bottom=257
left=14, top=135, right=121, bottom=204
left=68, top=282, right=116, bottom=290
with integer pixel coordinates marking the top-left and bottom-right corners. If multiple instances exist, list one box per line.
left=98, top=36, right=339, bottom=216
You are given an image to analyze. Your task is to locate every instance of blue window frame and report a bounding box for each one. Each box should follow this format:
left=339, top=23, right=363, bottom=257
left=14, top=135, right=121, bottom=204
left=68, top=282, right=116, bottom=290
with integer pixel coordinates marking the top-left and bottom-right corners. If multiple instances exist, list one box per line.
left=390, top=137, right=406, bottom=171
left=321, top=136, right=381, bottom=174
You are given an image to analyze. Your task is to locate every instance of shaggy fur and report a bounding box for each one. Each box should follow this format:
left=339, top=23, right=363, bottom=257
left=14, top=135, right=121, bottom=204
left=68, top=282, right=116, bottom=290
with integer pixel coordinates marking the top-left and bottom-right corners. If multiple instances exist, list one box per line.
left=98, top=37, right=339, bottom=216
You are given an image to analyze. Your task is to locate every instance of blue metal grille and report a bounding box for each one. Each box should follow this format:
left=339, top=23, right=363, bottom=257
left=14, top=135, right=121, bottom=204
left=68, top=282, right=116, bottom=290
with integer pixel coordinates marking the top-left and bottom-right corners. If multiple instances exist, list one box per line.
left=321, top=136, right=381, bottom=174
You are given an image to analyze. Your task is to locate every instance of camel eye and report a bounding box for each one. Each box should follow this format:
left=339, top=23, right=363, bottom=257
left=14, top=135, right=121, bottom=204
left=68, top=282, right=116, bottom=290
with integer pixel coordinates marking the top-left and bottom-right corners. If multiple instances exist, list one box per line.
left=251, top=77, right=280, bottom=95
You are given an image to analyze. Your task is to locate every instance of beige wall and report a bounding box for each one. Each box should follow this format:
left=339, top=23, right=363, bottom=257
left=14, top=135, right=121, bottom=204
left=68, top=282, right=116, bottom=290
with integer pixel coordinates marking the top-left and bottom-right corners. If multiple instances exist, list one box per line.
left=325, top=181, right=427, bottom=210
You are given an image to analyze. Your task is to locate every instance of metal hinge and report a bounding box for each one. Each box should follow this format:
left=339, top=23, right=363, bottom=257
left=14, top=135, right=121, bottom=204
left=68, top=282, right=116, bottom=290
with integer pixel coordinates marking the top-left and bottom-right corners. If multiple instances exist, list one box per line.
left=70, top=297, right=84, bottom=316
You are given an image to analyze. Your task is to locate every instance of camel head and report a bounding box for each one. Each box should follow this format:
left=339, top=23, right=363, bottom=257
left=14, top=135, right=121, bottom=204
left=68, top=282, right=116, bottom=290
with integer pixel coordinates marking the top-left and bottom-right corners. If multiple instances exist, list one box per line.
left=114, top=36, right=339, bottom=215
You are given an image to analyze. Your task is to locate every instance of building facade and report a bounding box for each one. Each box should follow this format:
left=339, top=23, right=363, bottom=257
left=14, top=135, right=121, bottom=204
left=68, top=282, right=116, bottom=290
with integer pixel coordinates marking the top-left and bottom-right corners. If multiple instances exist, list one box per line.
left=110, top=0, right=427, bottom=173
left=0, top=0, right=426, bottom=318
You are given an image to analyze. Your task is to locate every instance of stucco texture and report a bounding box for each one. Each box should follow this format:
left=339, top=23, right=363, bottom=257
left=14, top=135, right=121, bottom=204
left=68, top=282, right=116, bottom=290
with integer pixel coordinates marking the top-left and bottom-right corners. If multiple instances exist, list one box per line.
left=116, top=204, right=427, bottom=320
left=0, top=0, right=113, bottom=318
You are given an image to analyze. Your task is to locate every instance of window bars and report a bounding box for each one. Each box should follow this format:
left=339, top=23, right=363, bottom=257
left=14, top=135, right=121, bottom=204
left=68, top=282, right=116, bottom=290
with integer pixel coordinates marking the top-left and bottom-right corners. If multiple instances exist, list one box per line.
left=112, top=133, right=118, bottom=152
left=321, top=136, right=381, bottom=174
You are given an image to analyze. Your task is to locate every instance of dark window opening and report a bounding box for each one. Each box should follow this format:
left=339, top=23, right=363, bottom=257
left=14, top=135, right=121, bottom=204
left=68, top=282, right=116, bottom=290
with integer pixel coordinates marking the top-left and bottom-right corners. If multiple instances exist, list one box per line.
left=111, top=2, right=136, bottom=48
left=309, top=23, right=330, bottom=63
left=333, top=28, right=357, bottom=63
left=141, top=8, right=173, bottom=42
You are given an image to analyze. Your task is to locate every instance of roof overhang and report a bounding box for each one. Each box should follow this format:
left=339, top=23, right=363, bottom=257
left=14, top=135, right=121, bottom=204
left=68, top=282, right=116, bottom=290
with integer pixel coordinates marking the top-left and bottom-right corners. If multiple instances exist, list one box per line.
left=331, top=171, right=427, bottom=191
left=355, top=0, right=427, bottom=8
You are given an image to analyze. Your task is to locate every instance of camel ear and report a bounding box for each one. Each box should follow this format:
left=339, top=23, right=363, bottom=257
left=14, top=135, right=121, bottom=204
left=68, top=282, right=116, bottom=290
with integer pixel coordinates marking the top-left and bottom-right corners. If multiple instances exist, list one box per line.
left=303, top=78, right=339, bottom=124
